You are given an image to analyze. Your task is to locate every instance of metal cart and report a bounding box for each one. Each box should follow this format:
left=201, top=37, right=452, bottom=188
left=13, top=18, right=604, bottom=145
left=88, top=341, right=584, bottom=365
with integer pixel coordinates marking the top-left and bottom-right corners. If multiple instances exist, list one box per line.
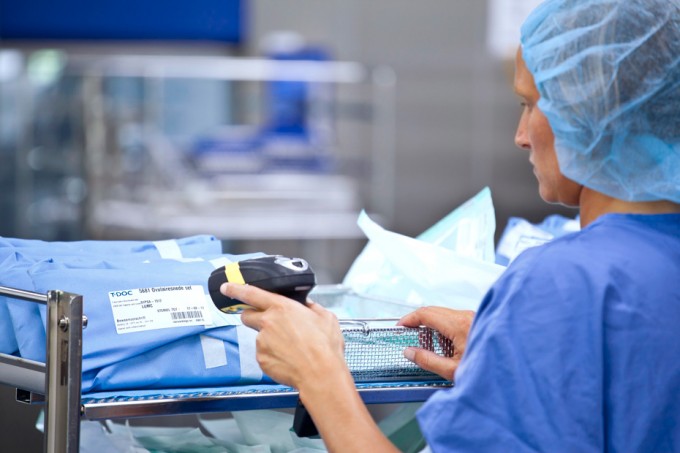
left=0, top=285, right=451, bottom=453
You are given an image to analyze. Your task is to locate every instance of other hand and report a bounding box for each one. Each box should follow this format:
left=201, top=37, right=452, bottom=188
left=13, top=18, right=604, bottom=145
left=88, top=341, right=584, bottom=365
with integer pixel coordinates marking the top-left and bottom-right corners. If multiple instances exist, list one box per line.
left=397, top=307, right=475, bottom=381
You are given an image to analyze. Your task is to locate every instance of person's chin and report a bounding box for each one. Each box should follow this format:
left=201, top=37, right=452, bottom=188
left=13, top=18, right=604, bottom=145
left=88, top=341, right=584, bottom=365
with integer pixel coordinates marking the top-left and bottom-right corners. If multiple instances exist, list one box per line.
left=543, top=191, right=581, bottom=208
left=539, top=192, right=557, bottom=204
left=538, top=184, right=559, bottom=204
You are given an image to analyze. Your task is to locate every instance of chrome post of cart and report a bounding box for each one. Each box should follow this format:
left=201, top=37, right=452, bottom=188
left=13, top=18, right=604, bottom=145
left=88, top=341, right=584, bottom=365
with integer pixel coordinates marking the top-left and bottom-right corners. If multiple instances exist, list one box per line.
left=0, top=285, right=85, bottom=453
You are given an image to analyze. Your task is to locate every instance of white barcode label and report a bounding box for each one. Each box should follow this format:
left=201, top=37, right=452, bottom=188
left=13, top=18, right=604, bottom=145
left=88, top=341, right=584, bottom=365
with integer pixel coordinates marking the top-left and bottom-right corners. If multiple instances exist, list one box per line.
left=170, top=310, right=204, bottom=321
left=108, top=285, right=211, bottom=334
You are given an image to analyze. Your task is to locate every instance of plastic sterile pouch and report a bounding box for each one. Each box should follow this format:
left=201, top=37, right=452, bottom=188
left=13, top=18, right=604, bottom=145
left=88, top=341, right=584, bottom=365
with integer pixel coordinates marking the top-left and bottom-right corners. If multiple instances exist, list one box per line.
left=495, top=214, right=580, bottom=266
left=80, top=420, right=151, bottom=453
left=104, top=421, right=221, bottom=453
left=343, top=188, right=506, bottom=313
left=233, top=410, right=312, bottom=453
left=416, top=186, right=496, bottom=262
left=377, top=402, right=427, bottom=453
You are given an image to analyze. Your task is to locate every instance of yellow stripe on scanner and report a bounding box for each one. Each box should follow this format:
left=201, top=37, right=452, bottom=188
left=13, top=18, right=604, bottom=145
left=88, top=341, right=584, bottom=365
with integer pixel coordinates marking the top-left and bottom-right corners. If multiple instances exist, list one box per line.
left=225, top=262, right=246, bottom=285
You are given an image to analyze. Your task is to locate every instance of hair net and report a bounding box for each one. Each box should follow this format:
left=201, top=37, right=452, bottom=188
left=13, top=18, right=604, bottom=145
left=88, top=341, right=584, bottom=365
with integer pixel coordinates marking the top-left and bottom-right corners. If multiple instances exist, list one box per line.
left=520, top=0, right=680, bottom=203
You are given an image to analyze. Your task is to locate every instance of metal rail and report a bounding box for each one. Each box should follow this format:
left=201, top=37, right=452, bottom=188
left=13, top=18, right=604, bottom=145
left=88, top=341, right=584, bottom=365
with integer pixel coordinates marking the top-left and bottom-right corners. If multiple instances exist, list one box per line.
left=0, top=285, right=47, bottom=304
left=79, top=382, right=451, bottom=420
left=0, top=285, right=84, bottom=453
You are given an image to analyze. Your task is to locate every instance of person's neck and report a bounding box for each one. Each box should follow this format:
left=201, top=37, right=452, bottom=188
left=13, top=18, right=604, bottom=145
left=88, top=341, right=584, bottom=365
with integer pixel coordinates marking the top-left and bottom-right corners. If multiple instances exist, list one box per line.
left=578, top=187, right=680, bottom=228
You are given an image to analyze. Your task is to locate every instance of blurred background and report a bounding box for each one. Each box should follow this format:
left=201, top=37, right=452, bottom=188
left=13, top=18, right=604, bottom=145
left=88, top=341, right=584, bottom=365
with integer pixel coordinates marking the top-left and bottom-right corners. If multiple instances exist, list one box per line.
left=1, top=0, right=579, bottom=450
left=0, top=0, right=577, bottom=282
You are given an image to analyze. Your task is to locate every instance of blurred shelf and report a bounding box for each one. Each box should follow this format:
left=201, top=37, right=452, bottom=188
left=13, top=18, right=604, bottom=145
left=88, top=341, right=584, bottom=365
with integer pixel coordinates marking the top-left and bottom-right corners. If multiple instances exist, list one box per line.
left=92, top=199, right=365, bottom=240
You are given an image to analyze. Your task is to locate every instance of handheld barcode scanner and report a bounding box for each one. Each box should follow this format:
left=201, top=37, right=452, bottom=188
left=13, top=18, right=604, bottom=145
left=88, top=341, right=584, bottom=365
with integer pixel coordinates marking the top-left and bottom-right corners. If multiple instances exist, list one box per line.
left=207, top=255, right=319, bottom=437
left=208, top=255, right=316, bottom=314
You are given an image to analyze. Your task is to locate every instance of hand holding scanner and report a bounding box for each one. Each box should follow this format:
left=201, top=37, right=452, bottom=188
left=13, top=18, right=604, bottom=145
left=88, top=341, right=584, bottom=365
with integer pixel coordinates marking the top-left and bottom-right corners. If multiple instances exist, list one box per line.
left=208, top=254, right=320, bottom=437
left=208, top=255, right=316, bottom=313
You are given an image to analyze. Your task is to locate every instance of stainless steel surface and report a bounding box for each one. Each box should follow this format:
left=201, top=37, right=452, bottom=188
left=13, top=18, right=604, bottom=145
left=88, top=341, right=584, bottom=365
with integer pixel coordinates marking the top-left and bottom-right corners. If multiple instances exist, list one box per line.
left=73, top=55, right=395, bottom=254
left=0, top=353, right=46, bottom=393
left=91, top=201, right=365, bottom=240
left=81, top=382, right=451, bottom=420
left=0, top=285, right=48, bottom=304
left=343, top=326, right=453, bottom=382
left=44, top=290, right=83, bottom=453
left=66, top=55, right=367, bottom=83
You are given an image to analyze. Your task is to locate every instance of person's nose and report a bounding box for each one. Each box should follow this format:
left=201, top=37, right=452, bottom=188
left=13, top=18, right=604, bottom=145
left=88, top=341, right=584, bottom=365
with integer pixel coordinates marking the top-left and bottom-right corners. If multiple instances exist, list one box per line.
left=514, top=111, right=531, bottom=151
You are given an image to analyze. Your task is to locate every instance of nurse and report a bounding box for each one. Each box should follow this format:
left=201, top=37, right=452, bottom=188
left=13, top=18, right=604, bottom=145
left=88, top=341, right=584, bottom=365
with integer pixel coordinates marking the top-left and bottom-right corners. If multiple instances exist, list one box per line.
left=221, top=0, right=680, bottom=451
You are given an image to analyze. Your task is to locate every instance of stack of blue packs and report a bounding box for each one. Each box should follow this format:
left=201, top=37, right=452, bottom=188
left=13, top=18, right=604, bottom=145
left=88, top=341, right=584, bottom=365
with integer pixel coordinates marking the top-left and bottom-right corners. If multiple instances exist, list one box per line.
left=0, top=235, right=271, bottom=393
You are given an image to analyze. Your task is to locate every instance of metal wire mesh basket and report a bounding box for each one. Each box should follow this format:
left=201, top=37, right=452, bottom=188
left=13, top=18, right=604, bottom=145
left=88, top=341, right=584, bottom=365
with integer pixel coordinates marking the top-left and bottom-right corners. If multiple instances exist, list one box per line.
left=341, top=321, right=453, bottom=383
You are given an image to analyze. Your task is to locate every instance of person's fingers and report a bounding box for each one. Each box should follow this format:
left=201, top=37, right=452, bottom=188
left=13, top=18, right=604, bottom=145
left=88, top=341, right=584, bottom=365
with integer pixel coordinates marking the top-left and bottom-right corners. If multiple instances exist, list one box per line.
left=404, top=347, right=457, bottom=381
left=305, top=300, right=342, bottom=328
left=398, top=306, right=454, bottom=329
left=221, top=283, right=287, bottom=311
left=307, top=300, right=331, bottom=316
left=240, top=306, right=264, bottom=330
left=397, top=310, right=424, bottom=327
left=398, top=307, right=473, bottom=380
left=398, top=307, right=474, bottom=340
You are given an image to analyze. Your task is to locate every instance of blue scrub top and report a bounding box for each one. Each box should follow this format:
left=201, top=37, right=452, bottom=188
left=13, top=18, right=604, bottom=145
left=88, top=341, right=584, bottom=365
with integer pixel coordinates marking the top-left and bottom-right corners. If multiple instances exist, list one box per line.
left=418, top=213, right=680, bottom=452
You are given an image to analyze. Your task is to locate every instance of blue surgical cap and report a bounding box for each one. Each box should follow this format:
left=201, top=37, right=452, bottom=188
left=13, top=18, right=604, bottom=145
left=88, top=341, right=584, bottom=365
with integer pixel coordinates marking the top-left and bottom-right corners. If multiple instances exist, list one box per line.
left=521, top=0, right=680, bottom=203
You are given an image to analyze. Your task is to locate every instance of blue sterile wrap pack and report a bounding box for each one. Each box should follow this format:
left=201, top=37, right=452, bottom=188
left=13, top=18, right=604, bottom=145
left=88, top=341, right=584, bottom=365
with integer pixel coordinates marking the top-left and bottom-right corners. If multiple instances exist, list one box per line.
left=0, top=235, right=222, bottom=259
left=0, top=295, right=18, bottom=355
left=81, top=325, right=268, bottom=392
left=0, top=235, right=222, bottom=359
left=0, top=235, right=274, bottom=393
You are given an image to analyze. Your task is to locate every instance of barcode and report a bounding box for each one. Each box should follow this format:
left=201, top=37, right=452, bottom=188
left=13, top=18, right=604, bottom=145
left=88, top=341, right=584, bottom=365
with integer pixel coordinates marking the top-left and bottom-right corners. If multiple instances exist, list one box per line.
left=170, top=310, right=203, bottom=321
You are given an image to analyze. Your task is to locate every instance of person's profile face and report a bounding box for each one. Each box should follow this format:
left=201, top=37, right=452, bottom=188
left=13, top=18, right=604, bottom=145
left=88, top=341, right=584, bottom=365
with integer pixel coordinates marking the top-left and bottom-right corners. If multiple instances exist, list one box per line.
left=513, top=48, right=581, bottom=207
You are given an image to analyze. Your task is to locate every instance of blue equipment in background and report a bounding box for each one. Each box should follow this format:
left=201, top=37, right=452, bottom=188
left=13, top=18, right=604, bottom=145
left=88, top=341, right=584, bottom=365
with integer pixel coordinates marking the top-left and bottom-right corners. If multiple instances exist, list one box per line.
left=0, top=0, right=245, bottom=43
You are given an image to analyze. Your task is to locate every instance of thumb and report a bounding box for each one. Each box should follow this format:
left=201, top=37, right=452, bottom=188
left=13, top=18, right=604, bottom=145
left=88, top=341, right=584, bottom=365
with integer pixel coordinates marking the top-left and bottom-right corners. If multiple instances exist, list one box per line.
left=404, top=347, right=456, bottom=381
